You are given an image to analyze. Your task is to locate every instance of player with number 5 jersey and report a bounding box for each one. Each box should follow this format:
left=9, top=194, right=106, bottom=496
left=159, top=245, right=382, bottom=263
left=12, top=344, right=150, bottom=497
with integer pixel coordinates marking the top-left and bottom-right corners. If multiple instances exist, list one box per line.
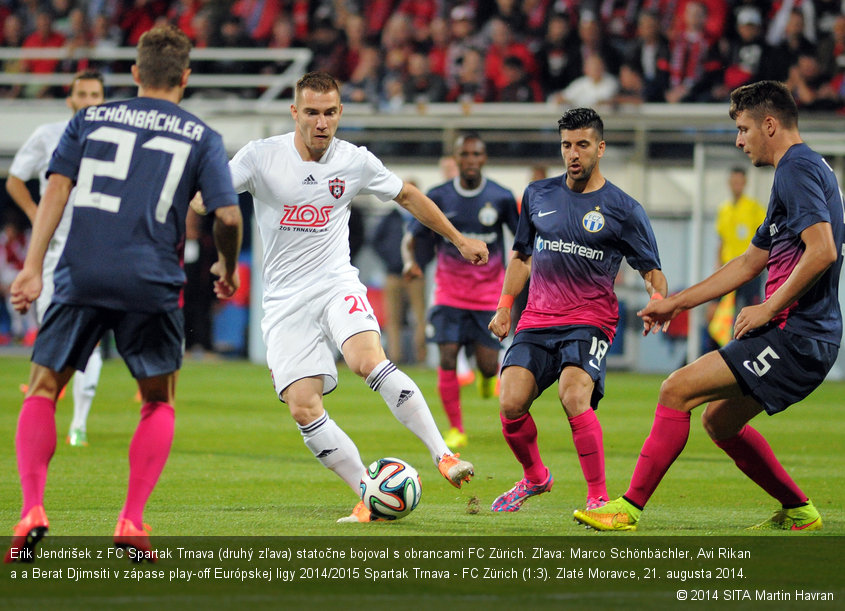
left=229, top=71, right=489, bottom=523
left=6, top=25, right=243, bottom=563
left=575, top=80, right=844, bottom=532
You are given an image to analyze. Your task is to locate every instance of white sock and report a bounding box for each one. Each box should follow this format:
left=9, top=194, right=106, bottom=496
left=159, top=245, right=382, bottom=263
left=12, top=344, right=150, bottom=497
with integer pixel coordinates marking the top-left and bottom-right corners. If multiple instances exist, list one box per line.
left=366, top=359, right=449, bottom=465
left=298, top=412, right=366, bottom=495
left=70, top=348, right=103, bottom=432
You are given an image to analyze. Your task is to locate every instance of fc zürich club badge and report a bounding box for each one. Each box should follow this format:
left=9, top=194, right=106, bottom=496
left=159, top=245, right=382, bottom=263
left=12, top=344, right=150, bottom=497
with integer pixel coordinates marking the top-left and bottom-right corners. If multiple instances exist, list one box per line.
left=329, top=178, right=345, bottom=199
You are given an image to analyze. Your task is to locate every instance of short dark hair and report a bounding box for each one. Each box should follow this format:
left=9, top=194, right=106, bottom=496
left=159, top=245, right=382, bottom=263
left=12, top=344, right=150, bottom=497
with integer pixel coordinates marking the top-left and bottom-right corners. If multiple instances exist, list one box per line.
left=454, top=131, right=485, bottom=150
left=136, top=25, right=191, bottom=89
left=729, top=80, right=798, bottom=129
left=558, top=107, right=604, bottom=140
left=295, top=71, right=340, bottom=102
left=70, top=68, right=104, bottom=93
left=730, top=166, right=746, bottom=175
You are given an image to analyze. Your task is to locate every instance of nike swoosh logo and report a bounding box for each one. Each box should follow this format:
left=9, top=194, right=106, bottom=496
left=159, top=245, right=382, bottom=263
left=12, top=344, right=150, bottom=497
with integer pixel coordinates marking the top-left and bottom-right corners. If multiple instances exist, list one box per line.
left=588, top=359, right=600, bottom=370
left=538, top=210, right=556, bottom=217
left=791, top=518, right=820, bottom=530
left=742, top=360, right=757, bottom=376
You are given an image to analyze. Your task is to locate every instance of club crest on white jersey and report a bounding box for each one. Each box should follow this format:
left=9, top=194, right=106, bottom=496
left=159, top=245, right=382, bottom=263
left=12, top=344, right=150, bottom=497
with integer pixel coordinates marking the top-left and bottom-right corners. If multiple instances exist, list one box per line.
left=329, top=178, right=345, bottom=199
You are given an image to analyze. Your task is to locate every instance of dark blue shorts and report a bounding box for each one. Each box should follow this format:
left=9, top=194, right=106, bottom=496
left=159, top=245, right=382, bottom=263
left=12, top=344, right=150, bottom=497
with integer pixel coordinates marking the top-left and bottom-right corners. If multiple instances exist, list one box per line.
left=33, top=303, right=184, bottom=380
left=719, top=325, right=838, bottom=415
left=427, top=305, right=500, bottom=350
left=502, top=325, right=611, bottom=408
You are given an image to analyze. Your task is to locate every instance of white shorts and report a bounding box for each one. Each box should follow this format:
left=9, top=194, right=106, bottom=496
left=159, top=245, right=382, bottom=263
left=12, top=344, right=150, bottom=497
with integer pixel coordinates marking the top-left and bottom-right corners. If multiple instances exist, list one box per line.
left=263, top=276, right=380, bottom=401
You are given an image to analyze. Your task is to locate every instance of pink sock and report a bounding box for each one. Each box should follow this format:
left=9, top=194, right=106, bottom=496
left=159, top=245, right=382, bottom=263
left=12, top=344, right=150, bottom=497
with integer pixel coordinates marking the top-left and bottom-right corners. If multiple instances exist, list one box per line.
left=501, top=412, right=547, bottom=483
left=625, top=404, right=690, bottom=508
left=714, top=425, right=807, bottom=506
left=16, top=396, right=57, bottom=516
left=569, top=410, right=607, bottom=500
left=437, top=367, right=462, bottom=431
left=120, top=402, right=175, bottom=528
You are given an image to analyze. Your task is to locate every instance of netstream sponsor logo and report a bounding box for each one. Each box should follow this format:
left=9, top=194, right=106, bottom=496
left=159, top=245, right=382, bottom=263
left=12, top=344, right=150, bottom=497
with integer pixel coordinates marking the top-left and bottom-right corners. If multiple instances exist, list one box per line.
left=535, top=236, right=604, bottom=260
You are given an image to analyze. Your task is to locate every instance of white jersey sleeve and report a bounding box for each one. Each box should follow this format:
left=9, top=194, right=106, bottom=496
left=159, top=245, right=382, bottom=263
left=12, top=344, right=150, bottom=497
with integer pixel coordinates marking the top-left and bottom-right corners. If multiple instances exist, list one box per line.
left=357, top=147, right=403, bottom=202
left=8, top=121, right=68, bottom=196
left=229, top=140, right=257, bottom=195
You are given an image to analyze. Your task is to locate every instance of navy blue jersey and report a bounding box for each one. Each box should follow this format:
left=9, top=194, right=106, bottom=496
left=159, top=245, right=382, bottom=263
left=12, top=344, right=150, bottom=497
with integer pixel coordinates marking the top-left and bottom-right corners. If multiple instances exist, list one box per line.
left=751, top=143, right=844, bottom=345
left=514, top=174, right=661, bottom=341
left=409, top=177, right=518, bottom=310
left=48, top=97, right=236, bottom=312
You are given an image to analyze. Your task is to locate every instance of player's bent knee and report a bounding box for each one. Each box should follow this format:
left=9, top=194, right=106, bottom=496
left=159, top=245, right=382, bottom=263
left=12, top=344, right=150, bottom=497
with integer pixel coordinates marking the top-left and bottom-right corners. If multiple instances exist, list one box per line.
left=657, top=371, right=690, bottom=410
left=700, top=407, right=740, bottom=441
left=559, top=388, right=590, bottom=414
left=499, top=395, right=530, bottom=421
left=701, top=411, right=720, bottom=440
left=287, top=403, right=325, bottom=427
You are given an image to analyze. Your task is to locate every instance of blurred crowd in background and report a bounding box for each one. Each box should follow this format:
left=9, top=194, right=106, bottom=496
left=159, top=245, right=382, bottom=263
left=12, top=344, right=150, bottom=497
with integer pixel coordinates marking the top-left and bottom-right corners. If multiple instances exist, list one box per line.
left=0, top=0, right=844, bottom=110
left=3, top=0, right=845, bottom=356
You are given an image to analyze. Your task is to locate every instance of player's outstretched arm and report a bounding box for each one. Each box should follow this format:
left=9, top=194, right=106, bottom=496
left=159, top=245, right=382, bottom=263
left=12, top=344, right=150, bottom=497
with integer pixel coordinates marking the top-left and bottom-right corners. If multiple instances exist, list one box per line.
left=638, top=243, right=768, bottom=329
left=489, top=252, right=531, bottom=341
left=210, top=204, right=243, bottom=299
left=638, top=268, right=669, bottom=335
left=394, top=181, right=489, bottom=265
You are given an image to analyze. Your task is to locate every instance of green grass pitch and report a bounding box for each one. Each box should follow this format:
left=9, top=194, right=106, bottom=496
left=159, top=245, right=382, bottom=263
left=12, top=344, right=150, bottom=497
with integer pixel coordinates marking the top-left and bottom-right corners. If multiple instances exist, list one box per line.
left=1, top=353, right=842, bottom=537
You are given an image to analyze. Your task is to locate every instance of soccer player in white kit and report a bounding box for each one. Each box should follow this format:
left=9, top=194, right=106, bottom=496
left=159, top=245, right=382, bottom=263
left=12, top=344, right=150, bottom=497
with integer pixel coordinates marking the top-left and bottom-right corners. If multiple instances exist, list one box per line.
left=6, top=69, right=106, bottom=447
left=228, top=71, right=489, bottom=522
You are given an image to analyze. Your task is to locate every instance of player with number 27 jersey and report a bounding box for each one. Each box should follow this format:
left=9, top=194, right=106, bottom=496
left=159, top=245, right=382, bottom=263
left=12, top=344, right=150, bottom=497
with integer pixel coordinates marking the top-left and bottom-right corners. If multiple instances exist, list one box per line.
left=49, top=96, right=235, bottom=312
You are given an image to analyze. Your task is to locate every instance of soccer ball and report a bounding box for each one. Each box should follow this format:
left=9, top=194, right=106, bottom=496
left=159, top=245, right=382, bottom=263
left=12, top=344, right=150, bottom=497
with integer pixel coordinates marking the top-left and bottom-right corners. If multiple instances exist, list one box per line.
left=360, top=457, right=422, bottom=520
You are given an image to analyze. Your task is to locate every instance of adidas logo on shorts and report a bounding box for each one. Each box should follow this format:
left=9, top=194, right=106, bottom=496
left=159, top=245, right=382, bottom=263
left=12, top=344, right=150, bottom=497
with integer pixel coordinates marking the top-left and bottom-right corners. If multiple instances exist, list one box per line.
left=302, top=174, right=317, bottom=185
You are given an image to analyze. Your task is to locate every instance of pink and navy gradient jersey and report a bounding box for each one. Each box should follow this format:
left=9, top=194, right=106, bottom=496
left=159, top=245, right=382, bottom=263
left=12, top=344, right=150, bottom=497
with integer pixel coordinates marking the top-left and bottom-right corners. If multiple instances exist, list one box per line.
left=513, top=174, right=661, bottom=341
left=751, top=143, right=844, bottom=345
left=410, top=177, right=519, bottom=311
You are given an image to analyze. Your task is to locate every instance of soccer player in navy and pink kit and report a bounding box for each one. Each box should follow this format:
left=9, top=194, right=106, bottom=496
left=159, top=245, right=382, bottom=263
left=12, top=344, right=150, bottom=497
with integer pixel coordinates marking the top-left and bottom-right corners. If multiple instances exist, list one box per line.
left=5, top=25, right=243, bottom=562
left=405, top=133, right=519, bottom=449
left=575, top=80, right=843, bottom=532
left=489, top=108, right=667, bottom=512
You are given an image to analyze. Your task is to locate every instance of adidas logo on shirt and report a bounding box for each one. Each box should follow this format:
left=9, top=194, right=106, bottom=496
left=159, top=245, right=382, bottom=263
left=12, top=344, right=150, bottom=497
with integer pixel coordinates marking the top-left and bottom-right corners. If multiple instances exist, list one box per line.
left=302, top=174, right=317, bottom=185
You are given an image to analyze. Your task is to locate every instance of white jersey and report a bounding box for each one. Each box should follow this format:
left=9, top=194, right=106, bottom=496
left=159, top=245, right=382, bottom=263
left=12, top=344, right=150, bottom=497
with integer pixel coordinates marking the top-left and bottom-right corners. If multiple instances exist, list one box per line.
left=229, top=132, right=403, bottom=304
left=9, top=120, right=73, bottom=322
left=9, top=121, right=66, bottom=195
